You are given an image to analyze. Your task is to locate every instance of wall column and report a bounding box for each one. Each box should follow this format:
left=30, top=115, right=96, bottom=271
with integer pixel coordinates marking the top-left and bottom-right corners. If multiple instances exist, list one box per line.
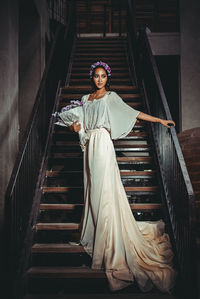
left=0, top=0, right=19, bottom=280
left=180, top=0, right=200, bottom=131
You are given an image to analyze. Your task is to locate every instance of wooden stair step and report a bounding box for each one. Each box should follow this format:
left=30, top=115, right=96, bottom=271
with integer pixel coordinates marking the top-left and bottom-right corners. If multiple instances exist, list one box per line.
left=120, top=170, right=155, bottom=176
left=77, top=39, right=126, bottom=43
left=76, top=45, right=126, bottom=49
left=186, top=161, right=200, bottom=172
left=77, top=37, right=125, bottom=40
left=27, top=266, right=106, bottom=278
left=52, top=150, right=149, bottom=157
left=36, top=223, right=79, bottom=230
left=72, top=67, right=128, bottom=72
left=117, top=156, right=152, bottom=162
left=40, top=204, right=84, bottom=210
left=74, top=53, right=126, bottom=57
left=52, top=150, right=149, bottom=155
left=59, top=93, right=141, bottom=99
left=73, top=58, right=128, bottom=63
left=54, top=120, right=144, bottom=128
left=49, top=156, right=152, bottom=163
left=42, top=186, right=157, bottom=193
left=60, top=93, right=141, bottom=99
left=53, top=144, right=150, bottom=150
left=69, top=78, right=132, bottom=83
left=76, top=46, right=125, bottom=50
left=76, top=42, right=126, bottom=46
left=55, top=131, right=147, bottom=138
left=75, top=49, right=126, bottom=53
left=49, top=156, right=153, bottom=163
left=60, top=92, right=141, bottom=101
left=194, top=191, right=200, bottom=200
left=70, top=73, right=131, bottom=79
left=72, top=62, right=128, bottom=67
left=73, top=54, right=127, bottom=59
left=192, top=181, right=200, bottom=191
left=76, top=40, right=125, bottom=44
left=61, top=85, right=138, bottom=92
left=59, top=102, right=142, bottom=109
left=46, top=170, right=156, bottom=177
left=54, top=141, right=149, bottom=148
left=32, top=243, right=85, bottom=254
left=71, top=70, right=129, bottom=75
left=76, top=41, right=126, bottom=45
left=39, top=203, right=162, bottom=211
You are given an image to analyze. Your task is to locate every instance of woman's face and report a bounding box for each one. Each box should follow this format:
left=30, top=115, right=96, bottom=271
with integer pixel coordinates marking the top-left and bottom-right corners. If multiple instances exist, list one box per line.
left=92, top=67, right=108, bottom=89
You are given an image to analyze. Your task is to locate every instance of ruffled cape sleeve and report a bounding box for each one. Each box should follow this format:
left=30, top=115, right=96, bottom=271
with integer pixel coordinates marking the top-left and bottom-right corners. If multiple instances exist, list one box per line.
left=106, top=91, right=141, bottom=139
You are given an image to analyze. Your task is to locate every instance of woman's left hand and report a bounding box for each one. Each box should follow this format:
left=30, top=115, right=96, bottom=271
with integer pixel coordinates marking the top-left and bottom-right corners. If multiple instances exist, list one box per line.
left=160, top=119, right=176, bottom=128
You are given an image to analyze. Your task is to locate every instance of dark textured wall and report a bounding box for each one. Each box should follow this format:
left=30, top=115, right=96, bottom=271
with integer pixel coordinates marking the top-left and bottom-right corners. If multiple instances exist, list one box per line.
left=0, top=0, right=49, bottom=281
left=19, top=5, right=41, bottom=143
left=0, top=0, right=19, bottom=275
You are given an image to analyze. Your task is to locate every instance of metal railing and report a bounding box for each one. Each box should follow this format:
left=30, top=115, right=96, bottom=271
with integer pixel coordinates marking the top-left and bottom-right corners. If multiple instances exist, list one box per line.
left=4, top=2, right=76, bottom=297
left=48, top=0, right=71, bottom=25
left=127, top=1, right=197, bottom=298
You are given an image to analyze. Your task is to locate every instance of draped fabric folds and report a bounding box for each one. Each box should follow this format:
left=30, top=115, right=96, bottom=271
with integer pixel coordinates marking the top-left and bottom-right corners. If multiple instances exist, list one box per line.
left=80, top=127, right=177, bottom=293
left=106, top=91, right=141, bottom=139
left=73, top=91, right=177, bottom=292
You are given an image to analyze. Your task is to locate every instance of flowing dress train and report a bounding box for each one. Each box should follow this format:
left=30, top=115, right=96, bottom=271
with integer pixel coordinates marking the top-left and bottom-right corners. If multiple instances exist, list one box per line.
left=79, top=91, right=177, bottom=292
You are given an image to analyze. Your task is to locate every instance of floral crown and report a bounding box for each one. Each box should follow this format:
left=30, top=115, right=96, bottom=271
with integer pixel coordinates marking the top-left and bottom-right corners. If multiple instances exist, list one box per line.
left=89, top=61, right=111, bottom=78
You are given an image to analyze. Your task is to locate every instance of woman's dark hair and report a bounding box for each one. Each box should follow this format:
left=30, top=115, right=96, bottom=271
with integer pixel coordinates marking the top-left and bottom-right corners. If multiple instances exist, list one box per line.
left=90, top=66, right=111, bottom=92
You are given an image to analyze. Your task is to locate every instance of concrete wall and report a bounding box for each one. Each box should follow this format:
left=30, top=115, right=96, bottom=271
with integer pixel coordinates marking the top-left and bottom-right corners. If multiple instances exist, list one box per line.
left=0, top=0, right=50, bottom=280
left=0, top=0, right=19, bottom=278
left=147, top=31, right=180, bottom=56
left=147, top=25, right=200, bottom=132
left=180, top=0, right=200, bottom=131
left=18, top=10, right=41, bottom=142
left=19, top=0, right=50, bottom=142
left=146, top=32, right=181, bottom=132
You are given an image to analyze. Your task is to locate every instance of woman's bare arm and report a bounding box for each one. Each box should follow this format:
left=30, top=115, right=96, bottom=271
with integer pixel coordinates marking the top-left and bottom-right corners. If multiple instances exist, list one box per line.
left=137, top=112, right=175, bottom=128
left=69, top=120, right=81, bottom=132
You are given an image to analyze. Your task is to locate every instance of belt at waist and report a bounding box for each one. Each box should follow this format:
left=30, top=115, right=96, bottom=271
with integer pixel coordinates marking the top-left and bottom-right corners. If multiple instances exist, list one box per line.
left=85, top=126, right=111, bottom=134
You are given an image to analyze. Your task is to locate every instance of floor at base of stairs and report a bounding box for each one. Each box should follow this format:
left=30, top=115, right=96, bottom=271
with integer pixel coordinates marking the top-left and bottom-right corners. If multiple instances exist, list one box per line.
left=24, top=293, right=179, bottom=299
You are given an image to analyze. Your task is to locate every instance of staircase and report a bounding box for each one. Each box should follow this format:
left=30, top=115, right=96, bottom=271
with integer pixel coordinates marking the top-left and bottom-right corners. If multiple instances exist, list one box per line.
left=24, top=38, right=178, bottom=298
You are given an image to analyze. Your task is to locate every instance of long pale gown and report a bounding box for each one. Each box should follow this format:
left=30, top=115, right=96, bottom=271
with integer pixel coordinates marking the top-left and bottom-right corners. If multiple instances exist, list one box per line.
left=78, top=90, right=177, bottom=293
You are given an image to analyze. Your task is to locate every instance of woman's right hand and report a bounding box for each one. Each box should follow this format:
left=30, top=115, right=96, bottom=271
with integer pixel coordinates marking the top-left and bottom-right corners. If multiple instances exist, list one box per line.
left=69, top=120, right=81, bottom=132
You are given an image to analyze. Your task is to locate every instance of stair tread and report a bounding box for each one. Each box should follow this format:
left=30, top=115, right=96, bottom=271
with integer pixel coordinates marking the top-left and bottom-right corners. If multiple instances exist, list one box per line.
left=24, top=294, right=178, bottom=299
left=42, top=186, right=158, bottom=193
left=46, top=170, right=156, bottom=177
left=59, top=102, right=142, bottom=109
left=60, top=94, right=141, bottom=99
left=39, top=203, right=162, bottom=210
left=72, top=66, right=128, bottom=70
left=27, top=266, right=106, bottom=278
left=36, top=223, right=79, bottom=230
left=55, top=131, right=147, bottom=138
left=32, top=243, right=85, bottom=253
left=53, top=142, right=149, bottom=149
left=61, top=85, right=138, bottom=91
left=60, top=93, right=141, bottom=98
left=76, top=46, right=126, bottom=49
left=74, top=53, right=126, bottom=56
left=49, top=157, right=153, bottom=163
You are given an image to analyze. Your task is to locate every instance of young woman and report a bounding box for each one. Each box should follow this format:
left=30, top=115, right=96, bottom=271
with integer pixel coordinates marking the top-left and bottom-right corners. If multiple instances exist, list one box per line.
left=69, top=61, right=177, bottom=293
